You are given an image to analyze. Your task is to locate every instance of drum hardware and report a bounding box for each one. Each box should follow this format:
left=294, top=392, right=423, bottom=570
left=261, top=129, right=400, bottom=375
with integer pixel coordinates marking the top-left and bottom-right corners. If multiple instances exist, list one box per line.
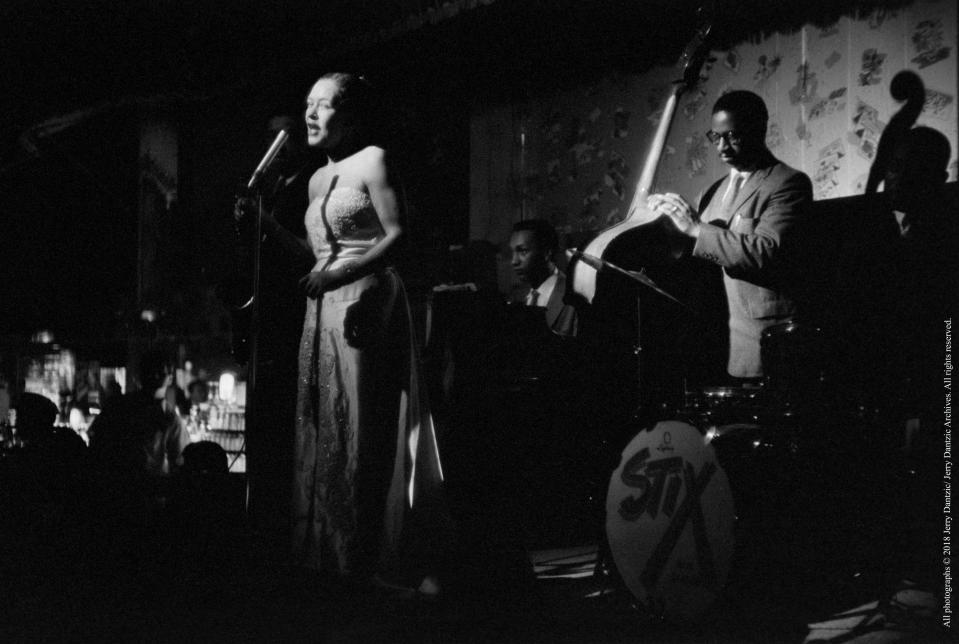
left=678, top=383, right=783, bottom=430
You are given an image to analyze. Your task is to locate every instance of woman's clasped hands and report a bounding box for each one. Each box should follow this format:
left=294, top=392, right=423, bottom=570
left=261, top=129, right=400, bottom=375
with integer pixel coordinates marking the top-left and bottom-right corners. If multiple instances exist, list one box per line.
left=299, top=268, right=347, bottom=298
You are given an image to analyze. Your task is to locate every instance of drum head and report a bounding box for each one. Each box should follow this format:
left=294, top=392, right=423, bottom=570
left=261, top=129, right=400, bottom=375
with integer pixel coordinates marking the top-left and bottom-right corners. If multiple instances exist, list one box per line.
left=605, top=420, right=736, bottom=622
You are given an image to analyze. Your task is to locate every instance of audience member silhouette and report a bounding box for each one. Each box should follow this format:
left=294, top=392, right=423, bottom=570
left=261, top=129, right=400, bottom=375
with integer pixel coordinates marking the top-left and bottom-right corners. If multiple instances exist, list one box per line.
left=0, top=393, right=88, bottom=625
left=164, top=441, right=246, bottom=587
left=187, top=379, right=210, bottom=407
left=83, top=350, right=192, bottom=600
left=164, top=382, right=190, bottom=418
left=88, top=349, right=190, bottom=479
left=16, top=393, right=87, bottom=504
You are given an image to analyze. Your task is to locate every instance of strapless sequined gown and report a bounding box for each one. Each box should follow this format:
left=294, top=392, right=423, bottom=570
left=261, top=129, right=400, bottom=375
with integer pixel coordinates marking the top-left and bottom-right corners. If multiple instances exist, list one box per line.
left=292, top=186, right=443, bottom=578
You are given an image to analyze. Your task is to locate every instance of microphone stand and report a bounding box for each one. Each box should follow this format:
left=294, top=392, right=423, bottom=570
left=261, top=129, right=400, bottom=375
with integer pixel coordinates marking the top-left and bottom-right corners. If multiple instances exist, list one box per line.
left=239, top=129, right=287, bottom=518
left=243, top=191, right=265, bottom=516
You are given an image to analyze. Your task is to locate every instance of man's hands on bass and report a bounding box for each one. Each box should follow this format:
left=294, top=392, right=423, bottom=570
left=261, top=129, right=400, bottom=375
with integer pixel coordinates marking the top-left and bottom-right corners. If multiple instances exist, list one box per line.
left=647, top=192, right=701, bottom=238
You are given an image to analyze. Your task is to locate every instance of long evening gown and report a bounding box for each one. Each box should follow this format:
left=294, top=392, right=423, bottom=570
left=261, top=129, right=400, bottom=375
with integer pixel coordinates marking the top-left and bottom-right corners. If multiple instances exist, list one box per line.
left=292, top=185, right=444, bottom=580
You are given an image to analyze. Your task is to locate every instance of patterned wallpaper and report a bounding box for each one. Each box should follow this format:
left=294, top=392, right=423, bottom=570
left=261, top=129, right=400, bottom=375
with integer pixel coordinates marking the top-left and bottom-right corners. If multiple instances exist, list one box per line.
left=469, top=0, right=957, bottom=248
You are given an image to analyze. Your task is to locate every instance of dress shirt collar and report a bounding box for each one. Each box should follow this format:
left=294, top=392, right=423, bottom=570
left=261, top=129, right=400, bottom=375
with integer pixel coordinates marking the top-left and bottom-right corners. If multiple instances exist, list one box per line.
left=528, top=266, right=558, bottom=308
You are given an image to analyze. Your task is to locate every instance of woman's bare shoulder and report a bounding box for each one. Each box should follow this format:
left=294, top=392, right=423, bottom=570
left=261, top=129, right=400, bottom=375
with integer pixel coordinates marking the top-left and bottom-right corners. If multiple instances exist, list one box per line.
left=354, top=145, right=388, bottom=166
left=352, top=146, right=392, bottom=185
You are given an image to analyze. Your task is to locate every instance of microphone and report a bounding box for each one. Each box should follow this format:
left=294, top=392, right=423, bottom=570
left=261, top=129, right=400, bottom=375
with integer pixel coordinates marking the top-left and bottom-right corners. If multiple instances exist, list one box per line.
left=246, top=129, right=289, bottom=190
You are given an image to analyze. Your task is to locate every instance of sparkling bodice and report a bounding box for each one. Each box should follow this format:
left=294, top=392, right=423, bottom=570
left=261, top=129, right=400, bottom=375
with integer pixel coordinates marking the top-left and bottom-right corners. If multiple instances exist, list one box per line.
left=305, top=186, right=383, bottom=267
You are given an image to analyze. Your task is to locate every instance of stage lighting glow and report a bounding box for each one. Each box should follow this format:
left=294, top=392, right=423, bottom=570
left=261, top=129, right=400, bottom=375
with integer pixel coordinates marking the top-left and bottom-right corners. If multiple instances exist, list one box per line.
left=218, top=372, right=236, bottom=403
left=69, top=407, right=85, bottom=430
left=31, top=330, right=54, bottom=344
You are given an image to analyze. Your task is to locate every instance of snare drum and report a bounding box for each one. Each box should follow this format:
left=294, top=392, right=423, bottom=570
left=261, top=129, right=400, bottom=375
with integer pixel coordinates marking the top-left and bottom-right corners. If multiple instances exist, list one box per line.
left=678, top=384, right=768, bottom=427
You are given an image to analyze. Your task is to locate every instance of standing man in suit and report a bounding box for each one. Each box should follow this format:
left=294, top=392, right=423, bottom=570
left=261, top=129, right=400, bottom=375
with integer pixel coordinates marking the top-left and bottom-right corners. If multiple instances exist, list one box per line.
left=648, top=90, right=812, bottom=379
left=509, top=219, right=578, bottom=338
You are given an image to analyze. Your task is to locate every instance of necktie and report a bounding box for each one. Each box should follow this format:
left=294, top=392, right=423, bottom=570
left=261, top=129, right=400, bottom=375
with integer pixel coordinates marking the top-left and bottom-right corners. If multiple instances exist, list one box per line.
left=527, top=289, right=540, bottom=306
left=720, top=172, right=744, bottom=221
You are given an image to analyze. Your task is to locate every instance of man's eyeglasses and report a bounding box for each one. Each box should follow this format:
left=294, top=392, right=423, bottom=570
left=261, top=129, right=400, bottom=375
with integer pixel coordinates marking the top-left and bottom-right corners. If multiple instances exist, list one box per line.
left=705, top=130, right=743, bottom=145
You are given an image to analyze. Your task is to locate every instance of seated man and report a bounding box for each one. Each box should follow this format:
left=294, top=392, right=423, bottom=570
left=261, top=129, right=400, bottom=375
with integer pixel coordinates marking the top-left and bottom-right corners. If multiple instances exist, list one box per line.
left=509, top=219, right=578, bottom=338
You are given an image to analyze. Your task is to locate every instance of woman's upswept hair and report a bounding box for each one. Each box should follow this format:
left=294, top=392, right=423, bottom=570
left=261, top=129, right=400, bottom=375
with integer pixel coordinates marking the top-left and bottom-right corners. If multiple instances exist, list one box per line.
left=316, top=73, right=377, bottom=137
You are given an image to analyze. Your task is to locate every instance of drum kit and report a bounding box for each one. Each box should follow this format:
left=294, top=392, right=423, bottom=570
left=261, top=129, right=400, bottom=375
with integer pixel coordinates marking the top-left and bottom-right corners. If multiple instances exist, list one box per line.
left=589, top=262, right=832, bottom=622
left=580, top=258, right=918, bottom=625
left=564, top=222, right=903, bottom=623
left=602, top=373, right=813, bottom=620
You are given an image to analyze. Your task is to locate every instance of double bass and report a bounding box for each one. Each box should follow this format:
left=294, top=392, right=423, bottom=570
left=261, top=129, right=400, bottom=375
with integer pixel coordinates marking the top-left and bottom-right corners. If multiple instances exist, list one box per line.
left=569, top=14, right=713, bottom=304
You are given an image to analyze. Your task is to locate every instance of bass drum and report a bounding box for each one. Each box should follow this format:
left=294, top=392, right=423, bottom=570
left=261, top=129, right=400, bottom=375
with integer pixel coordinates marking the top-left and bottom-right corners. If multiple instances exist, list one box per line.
left=605, top=420, right=736, bottom=622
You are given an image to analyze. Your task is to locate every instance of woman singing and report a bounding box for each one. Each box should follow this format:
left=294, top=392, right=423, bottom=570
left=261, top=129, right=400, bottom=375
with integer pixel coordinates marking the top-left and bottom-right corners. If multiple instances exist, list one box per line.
left=290, top=73, right=444, bottom=593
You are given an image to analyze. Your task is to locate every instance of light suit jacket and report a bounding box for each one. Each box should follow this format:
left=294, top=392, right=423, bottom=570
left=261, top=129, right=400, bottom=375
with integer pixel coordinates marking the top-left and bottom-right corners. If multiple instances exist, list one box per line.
left=692, top=154, right=812, bottom=377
